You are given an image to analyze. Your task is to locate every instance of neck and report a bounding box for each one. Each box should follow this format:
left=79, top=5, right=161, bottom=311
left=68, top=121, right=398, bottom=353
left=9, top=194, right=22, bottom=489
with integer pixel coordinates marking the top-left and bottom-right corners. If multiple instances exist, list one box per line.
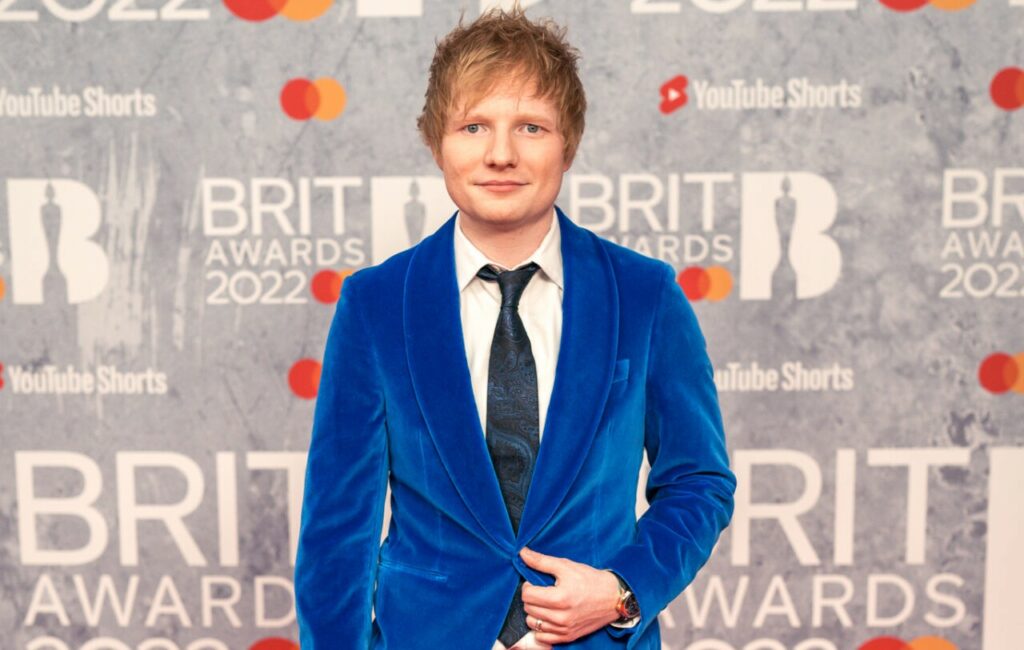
left=460, top=211, right=554, bottom=269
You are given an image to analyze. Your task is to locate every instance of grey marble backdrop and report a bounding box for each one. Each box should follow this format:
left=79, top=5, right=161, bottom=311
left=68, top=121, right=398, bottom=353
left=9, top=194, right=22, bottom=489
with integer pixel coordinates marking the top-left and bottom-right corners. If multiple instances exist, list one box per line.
left=1, top=1, right=1022, bottom=649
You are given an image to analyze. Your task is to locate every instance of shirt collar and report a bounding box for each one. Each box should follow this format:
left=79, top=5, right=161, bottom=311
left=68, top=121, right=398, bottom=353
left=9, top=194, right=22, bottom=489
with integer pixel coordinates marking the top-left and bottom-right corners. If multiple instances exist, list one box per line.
left=453, top=209, right=564, bottom=293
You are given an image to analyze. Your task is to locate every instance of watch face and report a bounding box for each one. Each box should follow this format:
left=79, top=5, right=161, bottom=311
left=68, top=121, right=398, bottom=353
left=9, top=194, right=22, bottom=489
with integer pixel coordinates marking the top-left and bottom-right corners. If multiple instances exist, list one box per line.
left=624, top=593, right=640, bottom=618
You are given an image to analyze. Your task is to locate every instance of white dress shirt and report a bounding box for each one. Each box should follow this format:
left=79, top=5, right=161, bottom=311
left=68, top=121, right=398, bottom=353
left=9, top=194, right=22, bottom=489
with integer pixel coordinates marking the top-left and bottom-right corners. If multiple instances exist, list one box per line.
left=452, top=210, right=637, bottom=649
left=454, top=210, right=562, bottom=650
left=454, top=211, right=564, bottom=444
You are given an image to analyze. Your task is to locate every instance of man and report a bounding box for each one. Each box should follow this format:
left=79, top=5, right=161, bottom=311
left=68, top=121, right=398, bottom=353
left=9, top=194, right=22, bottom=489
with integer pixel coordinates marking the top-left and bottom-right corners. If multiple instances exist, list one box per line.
left=294, top=8, right=735, bottom=650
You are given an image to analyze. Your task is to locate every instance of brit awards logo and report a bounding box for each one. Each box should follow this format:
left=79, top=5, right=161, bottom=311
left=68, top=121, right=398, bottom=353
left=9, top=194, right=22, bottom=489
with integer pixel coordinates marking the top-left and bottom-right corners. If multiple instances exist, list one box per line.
left=568, top=170, right=842, bottom=302
left=4, top=179, right=109, bottom=305
left=370, top=176, right=456, bottom=264
left=200, top=175, right=366, bottom=306
left=939, top=168, right=1024, bottom=300
left=739, top=173, right=841, bottom=300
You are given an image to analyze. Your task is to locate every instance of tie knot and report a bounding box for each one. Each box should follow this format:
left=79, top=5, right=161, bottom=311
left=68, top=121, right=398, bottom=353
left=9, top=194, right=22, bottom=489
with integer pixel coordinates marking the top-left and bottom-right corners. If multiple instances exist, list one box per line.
left=476, top=262, right=540, bottom=310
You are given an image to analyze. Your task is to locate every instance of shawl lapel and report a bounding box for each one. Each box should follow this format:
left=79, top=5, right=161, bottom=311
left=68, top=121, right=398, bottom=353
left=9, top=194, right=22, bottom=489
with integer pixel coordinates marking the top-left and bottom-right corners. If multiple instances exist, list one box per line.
left=517, top=208, right=619, bottom=546
left=405, top=214, right=515, bottom=552
left=403, top=208, right=619, bottom=554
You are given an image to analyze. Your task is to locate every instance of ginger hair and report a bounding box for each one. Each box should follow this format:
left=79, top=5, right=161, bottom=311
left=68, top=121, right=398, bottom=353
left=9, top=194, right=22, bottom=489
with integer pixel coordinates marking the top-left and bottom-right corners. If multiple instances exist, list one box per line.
left=417, top=6, right=587, bottom=163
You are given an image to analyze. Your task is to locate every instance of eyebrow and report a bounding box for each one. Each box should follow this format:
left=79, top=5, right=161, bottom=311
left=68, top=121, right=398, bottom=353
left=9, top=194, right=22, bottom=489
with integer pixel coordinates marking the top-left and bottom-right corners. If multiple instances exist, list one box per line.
left=460, top=112, right=557, bottom=126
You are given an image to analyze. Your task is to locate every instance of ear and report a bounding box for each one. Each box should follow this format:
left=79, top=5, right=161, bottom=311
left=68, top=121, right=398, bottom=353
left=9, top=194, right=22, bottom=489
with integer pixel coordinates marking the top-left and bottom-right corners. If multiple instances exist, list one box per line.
left=562, top=138, right=576, bottom=172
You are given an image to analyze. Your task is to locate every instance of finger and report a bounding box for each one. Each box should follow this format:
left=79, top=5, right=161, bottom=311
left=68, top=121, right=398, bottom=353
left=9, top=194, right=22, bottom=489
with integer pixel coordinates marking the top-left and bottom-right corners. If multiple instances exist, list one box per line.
left=521, top=582, right=566, bottom=608
left=525, top=608, right=571, bottom=630
left=519, top=547, right=568, bottom=575
left=526, top=614, right=570, bottom=636
left=523, top=603, right=568, bottom=626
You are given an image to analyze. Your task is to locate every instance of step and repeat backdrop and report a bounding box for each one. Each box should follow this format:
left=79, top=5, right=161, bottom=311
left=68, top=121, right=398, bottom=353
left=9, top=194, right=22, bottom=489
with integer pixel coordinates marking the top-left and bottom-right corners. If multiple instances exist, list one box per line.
left=1, top=0, right=1022, bottom=649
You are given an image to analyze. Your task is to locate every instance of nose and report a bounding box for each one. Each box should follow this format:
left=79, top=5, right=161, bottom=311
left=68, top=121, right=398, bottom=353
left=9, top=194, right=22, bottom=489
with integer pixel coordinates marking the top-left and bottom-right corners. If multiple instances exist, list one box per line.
left=484, top=128, right=518, bottom=169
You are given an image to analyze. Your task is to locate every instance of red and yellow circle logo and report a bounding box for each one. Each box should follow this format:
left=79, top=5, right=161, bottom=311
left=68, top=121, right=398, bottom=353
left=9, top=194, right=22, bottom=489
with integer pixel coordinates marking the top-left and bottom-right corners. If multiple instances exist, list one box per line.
left=860, top=637, right=956, bottom=650
left=250, top=639, right=299, bottom=650
left=224, top=0, right=331, bottom=21
left=878, top=0, right=973, bottom=11
left=990, top=67, right=1024, bottom=111
left=289, top=358, right=322, bottom=400
left=311, top=268, right=354, bottom=304
left=677, top=266, right=733, bottom=302
left=0, top=276, right=6, bottom=302
left=979, top=352, right=1024, bottom=395
left=281, top=78, right=347, bottom=121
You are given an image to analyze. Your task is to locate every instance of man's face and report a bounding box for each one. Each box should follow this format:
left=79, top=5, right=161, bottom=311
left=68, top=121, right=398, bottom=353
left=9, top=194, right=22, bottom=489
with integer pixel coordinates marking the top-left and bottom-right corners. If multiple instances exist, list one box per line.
left=434, top=78, right=570, bottom=236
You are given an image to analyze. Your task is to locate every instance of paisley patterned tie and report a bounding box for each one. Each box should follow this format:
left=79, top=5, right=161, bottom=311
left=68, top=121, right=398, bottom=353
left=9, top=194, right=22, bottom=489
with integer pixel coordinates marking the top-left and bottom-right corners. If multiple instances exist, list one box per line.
left=476, top=262, right=541, bottom=647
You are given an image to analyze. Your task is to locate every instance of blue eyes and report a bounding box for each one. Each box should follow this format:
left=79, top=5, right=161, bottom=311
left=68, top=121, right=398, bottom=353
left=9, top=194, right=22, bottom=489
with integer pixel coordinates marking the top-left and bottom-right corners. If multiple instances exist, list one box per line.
left=463, top=124, right=542, bottom=134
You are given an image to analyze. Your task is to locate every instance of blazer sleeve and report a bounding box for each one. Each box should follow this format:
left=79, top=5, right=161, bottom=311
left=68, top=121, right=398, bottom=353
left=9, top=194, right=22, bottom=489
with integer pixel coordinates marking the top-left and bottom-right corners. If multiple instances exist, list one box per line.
left=295, top=274, right=389, bottom=650
left=603, top=262, right=736, bottom=646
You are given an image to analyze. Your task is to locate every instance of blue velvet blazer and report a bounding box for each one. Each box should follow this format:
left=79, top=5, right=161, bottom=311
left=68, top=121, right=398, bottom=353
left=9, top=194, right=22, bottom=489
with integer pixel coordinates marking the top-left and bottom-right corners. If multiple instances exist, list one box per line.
left=295, top=207, right=736, bottom=649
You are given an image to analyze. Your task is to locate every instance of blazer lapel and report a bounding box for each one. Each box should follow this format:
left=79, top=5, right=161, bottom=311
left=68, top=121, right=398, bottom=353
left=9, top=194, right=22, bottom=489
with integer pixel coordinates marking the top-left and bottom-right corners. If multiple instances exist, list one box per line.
left=404, top=213, right=516, bottom=552
left=517, top=207, right=620, bottom=546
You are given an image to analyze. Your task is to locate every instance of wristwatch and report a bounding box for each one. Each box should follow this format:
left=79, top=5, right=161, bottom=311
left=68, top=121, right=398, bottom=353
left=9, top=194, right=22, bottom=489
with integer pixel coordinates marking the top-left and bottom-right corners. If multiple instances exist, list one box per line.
left=614, top=575, right=640, bottom=622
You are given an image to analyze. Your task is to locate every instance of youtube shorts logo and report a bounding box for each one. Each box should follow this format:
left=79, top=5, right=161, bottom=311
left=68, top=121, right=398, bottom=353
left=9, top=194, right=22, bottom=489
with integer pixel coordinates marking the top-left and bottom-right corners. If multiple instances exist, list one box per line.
left=660, top=75, right=688, bottom=114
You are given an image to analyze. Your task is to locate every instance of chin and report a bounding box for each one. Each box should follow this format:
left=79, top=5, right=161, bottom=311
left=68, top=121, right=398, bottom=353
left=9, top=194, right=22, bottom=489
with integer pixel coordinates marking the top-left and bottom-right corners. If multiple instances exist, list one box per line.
left=465, top=204, right=521, bottom=223
left=477, top=214, right=526, bottom=230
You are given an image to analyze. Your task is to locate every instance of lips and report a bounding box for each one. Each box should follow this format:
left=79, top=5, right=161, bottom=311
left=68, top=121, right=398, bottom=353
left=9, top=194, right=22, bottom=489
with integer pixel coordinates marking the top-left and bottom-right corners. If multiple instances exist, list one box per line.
left=477, top=181, right=526, bottom=193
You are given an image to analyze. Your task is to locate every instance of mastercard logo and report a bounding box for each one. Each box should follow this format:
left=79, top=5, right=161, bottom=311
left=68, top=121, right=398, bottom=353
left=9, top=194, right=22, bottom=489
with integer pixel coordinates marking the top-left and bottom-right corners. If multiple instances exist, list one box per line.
left=250, top=639, right=299, bottom=650
left=859, top=636, right=956, bottom=650
left=0, top=276, right=6, bottom=301
left=878, top=0, right=974, bottom=10
left=991, top=67, right=1024, bottom=111
left=281, top=78, right=347, bottom=121
left=289, top=358, right=322, bottom=400
left=311, top=268, right=354, bottom=304
left=224, top=0, right=331, bottom=21
left=677, top=266, right=733, bottom=302
left=979, top=352, right=1024, bottom=395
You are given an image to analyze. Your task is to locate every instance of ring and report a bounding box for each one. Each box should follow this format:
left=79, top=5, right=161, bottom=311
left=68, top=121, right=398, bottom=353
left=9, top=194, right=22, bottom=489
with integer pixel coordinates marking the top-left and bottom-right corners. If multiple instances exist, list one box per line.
left=536, top=618, right=544, bottom=632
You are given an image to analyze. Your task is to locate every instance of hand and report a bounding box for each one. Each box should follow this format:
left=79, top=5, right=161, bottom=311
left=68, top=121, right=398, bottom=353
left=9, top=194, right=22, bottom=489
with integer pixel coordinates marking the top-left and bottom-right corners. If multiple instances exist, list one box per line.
left=518, top=546, right=622, bottom=645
